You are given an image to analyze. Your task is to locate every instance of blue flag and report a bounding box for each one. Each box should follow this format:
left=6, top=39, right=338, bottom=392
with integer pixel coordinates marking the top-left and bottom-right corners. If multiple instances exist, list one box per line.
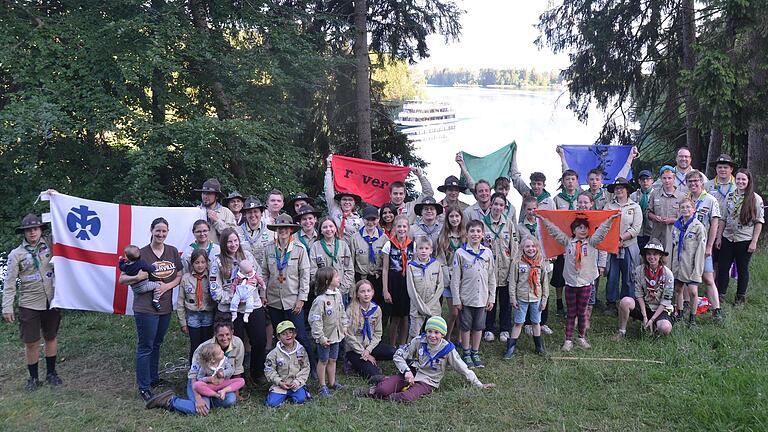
left=561, top=145, right=634, bottom=185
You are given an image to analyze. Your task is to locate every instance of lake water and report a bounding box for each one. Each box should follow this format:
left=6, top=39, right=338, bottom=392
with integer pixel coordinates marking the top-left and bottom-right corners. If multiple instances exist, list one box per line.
left=411, top=86, right=603, bottom=210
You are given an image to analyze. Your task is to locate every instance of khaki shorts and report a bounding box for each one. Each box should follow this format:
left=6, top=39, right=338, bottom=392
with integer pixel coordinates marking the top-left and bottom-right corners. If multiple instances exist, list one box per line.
left=19, top=307, right=61, bottom=343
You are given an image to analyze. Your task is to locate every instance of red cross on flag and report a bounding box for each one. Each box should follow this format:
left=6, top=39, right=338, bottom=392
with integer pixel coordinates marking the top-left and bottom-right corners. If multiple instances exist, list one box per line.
left=43, top=192, right=204, bottom=315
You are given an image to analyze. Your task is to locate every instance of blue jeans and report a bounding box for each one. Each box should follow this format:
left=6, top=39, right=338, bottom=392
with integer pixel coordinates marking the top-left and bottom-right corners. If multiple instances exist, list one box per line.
left=514, top=301, right=542, bottom=324
left=134, top=312, right=171, bottom=391
left=267, top=306, right=316, bottom=370
left=265, top=388, right=308, bottom=408
left=170, top=379, right=237, bottom=415
left=606, top=250, right=633, bottom=304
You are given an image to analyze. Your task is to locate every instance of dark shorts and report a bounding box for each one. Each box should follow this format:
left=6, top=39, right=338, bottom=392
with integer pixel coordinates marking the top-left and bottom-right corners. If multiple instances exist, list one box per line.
left=388, top=271, right=410, bottom=317
left=460, top=306, right=486, bottom=332
left=550, top=255, right=565, bottom=288
left=19, top=307, right=61, bottom=343
left=629, top=300, right=671, bottom=323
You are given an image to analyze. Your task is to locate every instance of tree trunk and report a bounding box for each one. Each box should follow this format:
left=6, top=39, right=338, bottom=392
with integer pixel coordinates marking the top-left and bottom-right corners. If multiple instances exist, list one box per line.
left=680, top=0, right=702, bottom=167
left=353, top=0, right=372, bottom=160
left=747, top=25, right=768, bottom=186
left=705, top=122, right=723, bottom=179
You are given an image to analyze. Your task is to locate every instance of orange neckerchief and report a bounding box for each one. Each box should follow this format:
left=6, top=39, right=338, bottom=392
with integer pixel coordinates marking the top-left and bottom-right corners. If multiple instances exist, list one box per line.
left=389, top=235, right=413, bottom=275
left=193, top=273, right=206, bottom=309
left=521, top=254, right=542, bottom=296
left=574, top=240, right=583, bottom=271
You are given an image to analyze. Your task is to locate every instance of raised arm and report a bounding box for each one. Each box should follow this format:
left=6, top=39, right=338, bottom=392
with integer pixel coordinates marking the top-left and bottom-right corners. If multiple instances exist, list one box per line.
left=589, top=213, right=620, bottom=248
left=538, top=215, right=570, bottom=246
left=412, top=167, right=434, bottom=198
left=616, top=146, right=639, bottom=179
left=325, top=154, right=340, bottom=214
left=556, top=146, right=569, bottom=172
left=456, top=153, right=476, bottom=191
left=509, top=149, right=532, bottom=197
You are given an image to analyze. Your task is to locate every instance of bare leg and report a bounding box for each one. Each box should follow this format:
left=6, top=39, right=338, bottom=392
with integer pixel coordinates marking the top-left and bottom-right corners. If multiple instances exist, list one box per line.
left=460, top=331, right=470, bottom=350
left=25, top=342, right=40, bottom=365
left=511, top=323, right=523, bottom=339
left=703, top=272, right=720, bottom=309
left=327, top=359, right=337, bottom=387
left=317, top=359, right=328, bottom=387
left=470, top=330, right=482, bottom=350
left=531, top=323, right=541, bottom=337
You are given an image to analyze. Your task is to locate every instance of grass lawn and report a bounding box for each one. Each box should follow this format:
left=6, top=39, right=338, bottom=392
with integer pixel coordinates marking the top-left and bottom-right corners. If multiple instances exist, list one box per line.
left=2, top=254, right=768, bottom=431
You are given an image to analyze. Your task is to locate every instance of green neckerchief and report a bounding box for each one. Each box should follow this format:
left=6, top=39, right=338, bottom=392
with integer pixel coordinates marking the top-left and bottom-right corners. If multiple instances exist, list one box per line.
left=590, top=188, right=604, bottom=210
left=482, top=213, right=505, bottom=240
left=524, top=219, right=537, bottom=236
left=638, top=187, right=652, bottom=211
left=319, top=238, right=340, bottom=263
left=535, top=189, right=551, bottom=203
left=449, top=236, right=462, bottom=252
left=191, top=241, right=213, bottom=255
left=24, top=241, right=43, bottom=270
left=557, top=190, right=578, bottom=210
left=297, top=230, right=314, bottom=251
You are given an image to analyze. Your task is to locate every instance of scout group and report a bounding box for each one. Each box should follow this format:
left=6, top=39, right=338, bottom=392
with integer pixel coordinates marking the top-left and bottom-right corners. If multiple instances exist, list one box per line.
left=3, top=146, right=763, bottom=415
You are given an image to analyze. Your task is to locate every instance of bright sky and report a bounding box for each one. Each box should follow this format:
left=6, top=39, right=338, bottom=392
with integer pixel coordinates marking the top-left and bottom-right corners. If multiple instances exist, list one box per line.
left=416, top=0, right=568, bottom=71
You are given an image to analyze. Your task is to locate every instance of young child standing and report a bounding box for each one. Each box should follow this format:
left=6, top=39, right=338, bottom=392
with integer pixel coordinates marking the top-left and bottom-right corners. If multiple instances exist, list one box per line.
left=345, top=280, right=396, bottom=383
left=406, top=236, right=443, bottom=340
left=450, top=220, right=496, bottom=368
left=538, top=212, right=618, bottom=352
left=229, top=259, right=265, bottom=323
left=505, top=237, right=550, bottom=358
left=354, top=316, right=495, bottom=402
left=381, top=215, right=414, bottom=346
left=191, top=343, right=246, bottom=401
left=671, top=197, right=707, bottom=325
left=435, top=206, right=466, bottom=341
left=264, top=320, right=310, bottom=408
left=176, top=249, right=215, bottom=362
left=308, top=267, right=348, bottom=397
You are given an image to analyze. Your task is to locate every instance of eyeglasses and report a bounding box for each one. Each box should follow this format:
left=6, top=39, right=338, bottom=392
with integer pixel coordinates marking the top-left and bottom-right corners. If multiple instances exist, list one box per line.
left=194, top=229, right=210, bottom=234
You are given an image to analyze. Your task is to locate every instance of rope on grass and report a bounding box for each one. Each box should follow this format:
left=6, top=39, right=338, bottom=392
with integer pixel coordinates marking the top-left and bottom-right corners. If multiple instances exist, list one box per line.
left=551, top=356, right=664, bottom=364
left=159, top=357, right=190, bottom=374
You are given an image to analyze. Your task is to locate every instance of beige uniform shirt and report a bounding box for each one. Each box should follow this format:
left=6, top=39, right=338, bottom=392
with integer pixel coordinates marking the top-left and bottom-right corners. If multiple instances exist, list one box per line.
left=540, top=217, right=612, bottom=287
left=671, top=218, right=706, bottom=283
left=393, top=173, right=435, bottom=224
left=462, top=202, right=491, bottom=223
left=584, top=188, right=611, bottom=210
left=633, top=264, right=674, bottom=309
left=308, top=290, right=348, bottom=345
left=264, top=342, right=310, bottom=394
left=604, top=199, right=643, bottom=248
left=3, top=238, right=54, bottom=313
left=202, top=203, right=237, bottom=244
left=630, top=188, right=655, bottom=237
left=435, top=233, right=463, bottom=288
left=238, top=222, right=273, bottom=267
left=189, top=336, right=245, bottom=379
left=176, top=272, right=215, bottom=326
left=350, top=228, right=388, bottom=277
left=553, top=191, right=580, bottom=210
left=393, top=336, right=482, bottom=389
left=292, top=230, right=317, bottom=254
left=704, top=178, right=735, bottom=220
left=324, top=169, right=364, bottom=243
left=481, top=214, right=519, bottom=285
left=209, top=250, right=262, bottom=313
left=648, top=187, right=684, bottom=254
left=309, top=238, right=354, bottom=295
left=181, top=242, right=220, bottom=275
left=406, top=258, right=443, bottom=317
left=509, top=258, right=551, bottom=305
left=723, top=192, right=765, bottom=242
left=263, top=241, right=310, bottom=310
left=345, top=303, right=383, bottom=354
left=410, top=221, right=443, bottom=249
left=450, top=245, right=497, bottom=307
left=517, top=219, right=540, bottom=241
left=509, top=175, right=556, bottom=210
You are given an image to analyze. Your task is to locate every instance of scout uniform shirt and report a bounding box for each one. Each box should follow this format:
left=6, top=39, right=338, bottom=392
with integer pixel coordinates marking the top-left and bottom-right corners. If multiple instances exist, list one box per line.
left=723, top=191, right=765, bottom=243
left=189, top=336, right=246, bottom=379
left=435, top=232, right=463, bottom=288
left=540, top=217, right=613, bottom=287
left=481, top=213, right=519, bottom=286
left=3, top=237, right=54, bottom=314
left=584, top=188, right=610, bottom=210
left=705, top=177, right=735, bottom=220
left=292, top=229, right=318, bottom=256
left=350, top=227, right=388, bottom=277
left=630, top=187, right=655, bottom=238
left=406, top=258, right=443, bottom=318
left=201, top=202, right=237, bottom=244
left=554, top=189, right=581, bottom=210
left=438, top=198, right=470, bottom=223
left=410, top=220, right=443, bottom=250
left=652, top=166, right=708, bottom=195
left=263, top=239, right=310, bottom=310
left=210, top=250, right=263, bottom=313
left=450, top=243, right=497, bottom=307
left=510, top=174, right=556, bottom=210
left=393, top=336, right=483, bottom=389
left=605, top=198, right=643, bottom=248
left=309, top=237, right=354, bottom=295
left=648, top=187, right=684, bottom=254
left=308, top=288, right=348, bottom=345
left=463, top=202, right=492, bottom=223
left=690, top=191, right=721, bottom=233
left=517, top=218, right=540, bottom=241
left=632, top=264, right=674, bottom=310
left=392, top=172, right=435, bottom=224
left=239, top=221, right=273, bottom=267
left=509, top=256, right=551, bottom=305
left=182, top=241, right=220, bottom=275
left=176, top=271, right=215, bottom=326
left=671, top=216, right=706, bottom=283
left=345, top=302, right=383, bottom=354
left=264, top=341, right=310, bottom=395
left=324, top=167, right=363, bottom=242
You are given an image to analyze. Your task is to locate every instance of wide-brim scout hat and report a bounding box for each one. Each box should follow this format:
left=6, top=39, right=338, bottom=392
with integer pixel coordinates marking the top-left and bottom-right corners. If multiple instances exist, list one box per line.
left=334, top=191, right=361, bottom=203
left=362, top=206, right=379, bottom=220
left=292, top=205, right=321, bottom=223
left=709, top=154, right=736, bottom=168
left=414, top=196, right=444, bottom=216
left=606, top=177, right=636, bottom=194
left=437, top=175, right=468, bottom=194
left=16, top=213, right=46, bottom=233
left=276, top=320, right=296, bottom=334
left=194, top=178, right=224, bottom=196
left=641, top=239, right=668, bottom=256
left=223, top=190, right=245, bottom=205
left=267, top=213, right=301, bottom=232
left=242, top=196, right=267, bottom=212
left=287, top=192, right=316, bottom=210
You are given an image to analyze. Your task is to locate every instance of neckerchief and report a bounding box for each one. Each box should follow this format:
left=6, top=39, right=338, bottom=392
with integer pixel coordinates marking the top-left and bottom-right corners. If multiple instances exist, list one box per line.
left=418, top=222, right=440, bottom=237
left=637, top=187, right=652, bottom=211
left=408, top=257, right=436, bottom=276
left=275, top=239, right=293, bottom=274
left=644, top=264, right=663, bottom=296
left=320, top=237, right=340, bottom=263
left=297, top=230, right=314, bottom=251
left=731, top=190, right=745, bottom=217
left=361, top=303, right=378, bottom=343
left=389, top=235, right=413, bottom=275
left=590, top=188, right=604, bottom=210
left=473, top=203, right=490, bottom=218
left=339, top=214, right=348, bottom=239
left=674, top=215, right=696, bottom=260
left=360, top=227, right=383, bottom=264
left=383, top=226, right=394, bottom=240
left=689, top=191, right=707, bottom=213
left=240, top=222, right=264, bottom=252
left=574, top=239, right=583, bottom=271
left=521, top=254, right=542, bottom=296
left=193, top=272, right=206, bottom=309
left=190, top=241, right=214, bottom=256
left=419, top=339, right=455, bottom=370
left=524, top=219, right=537, bottom=236
left=558, top=190, right=578, bottom=210
left=535, top=189, right=551, bottom=203
left=482, top=213, right=505, bottom=240
left=714, top=176, right=734, bottom=199
left=448, top=236, right=462, bottom=253
left=462, top=243, right=486, bottom=264
left=24, top=241, right=43, bottom=270
left=674, top=168, right=688, bottom=186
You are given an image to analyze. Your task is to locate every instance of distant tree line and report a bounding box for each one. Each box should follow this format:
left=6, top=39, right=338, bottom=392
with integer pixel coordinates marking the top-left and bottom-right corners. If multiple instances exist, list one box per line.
left=423, top=68, right=564, bottom=88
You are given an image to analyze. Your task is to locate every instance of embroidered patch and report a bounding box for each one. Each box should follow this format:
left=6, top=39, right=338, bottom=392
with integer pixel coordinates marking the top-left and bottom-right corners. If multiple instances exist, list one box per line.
left=519, top=265, right=528, bottom=273
left=309, top=313, right=322, bottom=322
left=276, top=358, right=284, bottom=368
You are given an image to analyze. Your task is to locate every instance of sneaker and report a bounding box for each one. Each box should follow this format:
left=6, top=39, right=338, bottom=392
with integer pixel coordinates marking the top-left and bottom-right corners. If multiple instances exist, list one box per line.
left=734, top=296, right=746, bottom=307
left=25, top=377, right=41, bottom=392
left=330, top=383, right=344, bottom=391
left=145, top=389, right=175, bottom=410
left=471, top=352, right=485, bottom=368
left=712, top=308, right=724, bottom=324
left=611, top=331, right=626, bottom=342
left=561, top=340, right=573, bottom=352
left=45, top=372, right=63, bottom=387
left=541, top=325, right=554, bottom=335
left=524, top=325, right=533, bottom=336
left=152, top=299, right=162, bottom=311
left=575, top=337, right=591, bottom=349
left=353, top=386, right=374, bottom=397
left=139, top=389, right=154, bottom=402
left=318, top=385, right=332, bottom=397
left=462, top=352, right=475, bottom=368
left=499, top=331, right=510, bottom=343
left=483, top=331, right=495, bottom=342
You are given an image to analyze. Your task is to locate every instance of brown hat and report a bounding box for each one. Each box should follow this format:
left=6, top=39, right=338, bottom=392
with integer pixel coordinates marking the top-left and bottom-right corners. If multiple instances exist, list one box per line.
left=292, top=205, right=321, bottom=223
left=16, top=213, right=46, bottom=233
left=267, top=214, right=301, bottom=232
left=334, top=191, right=361, bottom=203
left=606, top=177, right=636, bottom=194
left=242, top=196, right=266, bottom=211
left=437, top=175, right=468, bottom=194
left=709, top=154, right=735, bottom=168
left=223, top=190, right=245, bottom=204
left=414, top=196, right=444, bottom=216
left=287, top=192, right=316, bottom=212
left=195, top=178, right=224, bottom=196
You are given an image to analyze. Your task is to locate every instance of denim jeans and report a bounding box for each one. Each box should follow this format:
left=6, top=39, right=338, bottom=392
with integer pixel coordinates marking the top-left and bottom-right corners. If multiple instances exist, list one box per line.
left=606, top=249, right=633, bottom=304
left=134, top=312, right=171, bottom=391
left=265, top=388, right=308, bottom=407
left=267, top=306, right=316, bottom=371
left=170, top=379, right=237, bottom=415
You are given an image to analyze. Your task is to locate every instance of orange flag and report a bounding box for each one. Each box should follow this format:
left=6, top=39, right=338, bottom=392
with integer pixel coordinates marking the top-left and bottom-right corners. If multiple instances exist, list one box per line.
left=536, top=209, right=621, bottom=259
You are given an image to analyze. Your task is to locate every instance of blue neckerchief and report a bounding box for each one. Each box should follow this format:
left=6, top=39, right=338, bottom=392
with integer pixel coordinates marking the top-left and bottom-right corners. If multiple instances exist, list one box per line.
left=275, top=243, right=291, bottom=273
left=361, top=302, right=379, bottom=343
left=360, top=227, right=383, bottom=264
left=419, top=337, right=455, bottom=370
left=408, top=258, right=436, bottom=276
left=462, top=243, right=486, bottom=264
left=674, top=216, right=696, bottom=260
left=714, top=177, right=734, bottom=199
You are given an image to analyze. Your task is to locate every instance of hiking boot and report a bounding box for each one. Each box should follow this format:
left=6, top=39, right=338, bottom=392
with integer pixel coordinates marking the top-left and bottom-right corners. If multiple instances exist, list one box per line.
left=503, top=339, right=517, bottom=359
left=462, top=351, right=476, bottom=368
left=533, top=335, right=546, bottom=355
left=25, top=377, right=41, bottom=392
left=330, top=382, right=344, bottom=391
left=483, top=331, right=495, bottom=342
left=575, top=337, right=591, bottom=349
left=541, top=325, right=554, bottom=335
left=734, top=295, right=746, bottom=307
left=139, top=389, right=153, bottom=402
left=353, top=386, right=374, bottom=397
left=561, top=340, right=573, bottom=352
left=712, top=308, right=724, bottom=324
left=318, top=385, right=332, bottom=397
left=499, top=331, right=510, bottom=343
left=45, top=372, right=63, bottom=387
left=145, top=389, right=175, bottom=410
left=367, top=374, right=385, bottom=386
left=688, top=314, right=697, bottom=327
left=471, top=351, right=485, bottom=368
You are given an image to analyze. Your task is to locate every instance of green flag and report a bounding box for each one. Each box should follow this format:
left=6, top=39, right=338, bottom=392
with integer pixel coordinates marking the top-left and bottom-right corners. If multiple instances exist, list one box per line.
left=461, top=142, right=516, bottom=185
